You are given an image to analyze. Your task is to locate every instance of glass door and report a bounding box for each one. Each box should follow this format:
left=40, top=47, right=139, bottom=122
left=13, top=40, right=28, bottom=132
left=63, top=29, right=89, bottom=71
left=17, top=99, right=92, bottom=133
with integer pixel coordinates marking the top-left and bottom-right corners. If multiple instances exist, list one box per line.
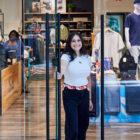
left=92, top=0, right=140, bottom=140
left=23, top=1, right=60, bottom=140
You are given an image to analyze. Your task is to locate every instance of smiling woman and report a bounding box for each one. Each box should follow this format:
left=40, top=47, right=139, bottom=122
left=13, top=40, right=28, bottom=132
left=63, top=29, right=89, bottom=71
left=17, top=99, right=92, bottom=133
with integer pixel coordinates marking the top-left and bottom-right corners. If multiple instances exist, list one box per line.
left=70, top=35, right=82, bottom=56
left=57, top=32, right=93, bottom=140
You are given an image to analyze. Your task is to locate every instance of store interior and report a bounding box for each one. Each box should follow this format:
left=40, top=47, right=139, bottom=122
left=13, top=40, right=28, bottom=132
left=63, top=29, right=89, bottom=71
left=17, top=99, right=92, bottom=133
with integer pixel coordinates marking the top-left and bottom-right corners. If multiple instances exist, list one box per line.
left=0, top=0, right=140, bottom=140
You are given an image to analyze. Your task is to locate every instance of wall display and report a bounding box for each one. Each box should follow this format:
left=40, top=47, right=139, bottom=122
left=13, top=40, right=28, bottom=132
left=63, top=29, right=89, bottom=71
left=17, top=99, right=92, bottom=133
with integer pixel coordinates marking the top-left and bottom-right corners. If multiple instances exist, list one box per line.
left=40, top=0, right=54, bottom=13
left=106, top=13, right=129, bottom=40
left=40, top=0, right=66, bottom=13
left=106, top=14, right=123, bottom=37
left=57, top=0, right=66, bottom=13
left=60, top=12, right=92, bottom=38
left=32, top=2, right=41, bottom=13
left=24, top=12, right=92, bottom=38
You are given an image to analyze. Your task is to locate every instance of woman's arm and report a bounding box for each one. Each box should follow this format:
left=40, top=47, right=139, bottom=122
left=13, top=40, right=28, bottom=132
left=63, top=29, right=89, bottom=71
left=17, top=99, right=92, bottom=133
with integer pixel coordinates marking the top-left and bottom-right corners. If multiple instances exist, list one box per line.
left=57, top=59, right=68, bottom=79
left=88, top=75, right=92, bottom=100
left=88, top=75, right=93, bottom=111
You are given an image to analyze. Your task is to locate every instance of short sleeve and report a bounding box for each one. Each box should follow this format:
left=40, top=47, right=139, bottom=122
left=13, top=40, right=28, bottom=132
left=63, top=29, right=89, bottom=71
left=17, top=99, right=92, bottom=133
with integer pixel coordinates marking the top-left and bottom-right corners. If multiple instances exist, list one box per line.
left=118, top=33, right=125, bottom=50
left=87, top=55, right=92, bottom=67
left=4, top=40, right=8, bottom=47
left=61, top=54, right=70, bottom=62
left=124, top=14, right=131, bottom=28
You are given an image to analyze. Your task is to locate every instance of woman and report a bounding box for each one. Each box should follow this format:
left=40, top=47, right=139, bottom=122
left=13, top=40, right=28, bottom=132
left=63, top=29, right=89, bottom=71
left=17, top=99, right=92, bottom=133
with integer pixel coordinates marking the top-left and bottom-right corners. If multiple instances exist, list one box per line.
left=4, top=30, right=24, bottom=61
left=58, top=32, right=93, bottom=140
left=4, top=30, right=24, bottom=90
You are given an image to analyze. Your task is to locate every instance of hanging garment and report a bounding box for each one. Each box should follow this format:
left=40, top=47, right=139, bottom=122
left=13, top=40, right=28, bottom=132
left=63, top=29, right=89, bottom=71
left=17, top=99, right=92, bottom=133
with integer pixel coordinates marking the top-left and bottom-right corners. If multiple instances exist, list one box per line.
left=125, top=85, right=140, bottom=114
left=57, top=0, right=66, bottom=13
left=60, top=24, right=69, bottom=41
left=104, top=73, right=120, bottom=114
left=50, top=28, right=55, bottom=45
left=92, top=31, right=125, bottom=68
left=0, top=43, right=6, bottom=69
left=23, top=36, right=45, bottom=64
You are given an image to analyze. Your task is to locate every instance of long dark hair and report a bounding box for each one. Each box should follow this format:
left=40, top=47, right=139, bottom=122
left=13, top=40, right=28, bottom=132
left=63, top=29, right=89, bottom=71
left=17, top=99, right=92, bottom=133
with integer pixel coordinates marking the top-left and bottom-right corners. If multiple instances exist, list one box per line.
left=8, top=30, right=20, bottom=40
left=63, top=32, right=87, bottom=62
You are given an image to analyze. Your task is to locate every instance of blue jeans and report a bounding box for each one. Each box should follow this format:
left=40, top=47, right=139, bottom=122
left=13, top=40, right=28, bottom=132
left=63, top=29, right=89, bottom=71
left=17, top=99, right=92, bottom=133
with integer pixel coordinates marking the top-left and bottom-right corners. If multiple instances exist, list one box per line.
left=104, top=74, right=120, bottom=113
left=63, top=88, right=89, bottom=140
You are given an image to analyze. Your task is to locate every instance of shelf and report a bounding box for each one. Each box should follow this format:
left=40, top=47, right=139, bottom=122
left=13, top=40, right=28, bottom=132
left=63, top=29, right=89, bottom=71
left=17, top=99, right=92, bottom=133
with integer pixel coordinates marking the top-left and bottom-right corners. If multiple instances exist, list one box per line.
left=25, top=21, right=46, bottom=23
left=25, top=29, right=92, bottom=32
left=24, top=12, right=92, bottom=15
left=69, top=29, right=92, bottom=31
left=24, top=12, right=93, bottom=37
left=24, top=21, right=56, bottom=23
left=24, top=13, right=45, bottom=15
left=25, top=29, right=46, bottom=31
left=60, top=12, right=92, bottom=15
left=60, top=21, right=92, bottom=23
left=24, top=20, right=92, bottom=23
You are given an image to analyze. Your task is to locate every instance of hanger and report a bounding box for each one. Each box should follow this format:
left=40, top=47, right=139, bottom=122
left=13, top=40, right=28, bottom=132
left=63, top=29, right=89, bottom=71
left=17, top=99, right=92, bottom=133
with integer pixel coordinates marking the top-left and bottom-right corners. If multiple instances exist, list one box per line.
left=105, top=27, right=115, bottom=33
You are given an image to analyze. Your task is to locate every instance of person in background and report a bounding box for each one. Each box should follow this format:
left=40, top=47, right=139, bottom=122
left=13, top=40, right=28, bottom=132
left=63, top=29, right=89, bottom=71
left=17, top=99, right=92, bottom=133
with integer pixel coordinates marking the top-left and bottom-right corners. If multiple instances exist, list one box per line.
left=57, top=32, right=93, bottom=140
left=4, top=30, right=24, bottom=61
left=4, top=30, right=25, bottom=91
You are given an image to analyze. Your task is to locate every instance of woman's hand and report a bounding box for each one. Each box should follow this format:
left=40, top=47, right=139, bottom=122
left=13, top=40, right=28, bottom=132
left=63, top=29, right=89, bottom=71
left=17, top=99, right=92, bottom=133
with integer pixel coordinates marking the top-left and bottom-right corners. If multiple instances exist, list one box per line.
left=57, top=72, right=62, bottom=80
left=89, top=100, right=93, bottom=111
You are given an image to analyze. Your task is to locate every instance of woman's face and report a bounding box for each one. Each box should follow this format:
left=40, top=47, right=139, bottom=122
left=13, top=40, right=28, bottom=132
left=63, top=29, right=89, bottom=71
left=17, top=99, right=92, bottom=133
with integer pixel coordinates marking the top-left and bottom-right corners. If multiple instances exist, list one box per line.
left=10, top=32, right=16, bottom=38
left=9, top=32, right=17, bottom=41
left=70, top=35, right=82, bottom=53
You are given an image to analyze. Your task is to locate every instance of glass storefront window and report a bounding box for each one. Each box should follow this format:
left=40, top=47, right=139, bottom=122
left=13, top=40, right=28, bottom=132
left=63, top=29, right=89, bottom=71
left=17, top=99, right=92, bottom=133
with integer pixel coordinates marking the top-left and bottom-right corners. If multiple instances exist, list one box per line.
left=0, top=0, right=140, bottom=140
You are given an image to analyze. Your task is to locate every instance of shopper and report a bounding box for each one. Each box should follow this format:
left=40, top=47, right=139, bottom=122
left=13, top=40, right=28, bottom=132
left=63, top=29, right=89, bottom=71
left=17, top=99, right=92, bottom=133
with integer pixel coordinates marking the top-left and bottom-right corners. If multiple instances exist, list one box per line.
left=57, top=32, right=93, bottom=140
left=4, top=30, right=24, bottom=61
left=4, top=30, right=25, bottom=90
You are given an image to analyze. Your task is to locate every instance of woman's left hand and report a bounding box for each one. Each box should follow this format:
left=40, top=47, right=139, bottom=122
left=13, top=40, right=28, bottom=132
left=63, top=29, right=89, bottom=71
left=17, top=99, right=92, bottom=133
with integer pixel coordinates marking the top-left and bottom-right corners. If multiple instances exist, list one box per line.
left=89, top=100, right=93, bottom=111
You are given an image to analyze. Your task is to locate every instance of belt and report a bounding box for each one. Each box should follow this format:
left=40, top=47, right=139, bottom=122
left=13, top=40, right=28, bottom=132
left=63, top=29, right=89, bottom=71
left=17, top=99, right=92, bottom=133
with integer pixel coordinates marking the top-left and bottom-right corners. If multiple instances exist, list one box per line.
left=63, top=83, right=89, bottom=90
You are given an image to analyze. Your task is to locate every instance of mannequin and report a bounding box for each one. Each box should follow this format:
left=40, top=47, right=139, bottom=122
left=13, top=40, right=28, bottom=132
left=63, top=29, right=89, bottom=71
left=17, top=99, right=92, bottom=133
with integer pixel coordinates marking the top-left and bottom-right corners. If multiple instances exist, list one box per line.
left=125, top=0, right=140, bottom=80
left=125, top=0, right=140, bottom=64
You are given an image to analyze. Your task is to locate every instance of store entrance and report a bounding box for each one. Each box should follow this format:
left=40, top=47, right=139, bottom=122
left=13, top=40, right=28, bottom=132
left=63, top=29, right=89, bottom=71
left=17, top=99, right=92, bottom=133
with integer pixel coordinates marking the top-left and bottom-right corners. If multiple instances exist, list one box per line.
left=0, top=0, right=98, bottom=140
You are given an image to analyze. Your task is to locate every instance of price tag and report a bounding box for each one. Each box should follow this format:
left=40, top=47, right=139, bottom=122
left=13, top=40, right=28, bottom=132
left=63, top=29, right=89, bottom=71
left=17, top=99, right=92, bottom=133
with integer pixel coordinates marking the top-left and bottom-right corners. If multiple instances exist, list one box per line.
left=123, top=57, right=127, bottom=62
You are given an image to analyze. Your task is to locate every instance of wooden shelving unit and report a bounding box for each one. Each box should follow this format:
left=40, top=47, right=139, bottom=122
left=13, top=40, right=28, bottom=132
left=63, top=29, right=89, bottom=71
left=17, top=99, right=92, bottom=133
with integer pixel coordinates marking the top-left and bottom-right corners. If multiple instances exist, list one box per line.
left=24, top=20, right=92, bottom=23
left=60, top=12, right=93, bottom=37
left=23, top=12, right=93, bottom=37
left=24, top=12, right=92, bottom=15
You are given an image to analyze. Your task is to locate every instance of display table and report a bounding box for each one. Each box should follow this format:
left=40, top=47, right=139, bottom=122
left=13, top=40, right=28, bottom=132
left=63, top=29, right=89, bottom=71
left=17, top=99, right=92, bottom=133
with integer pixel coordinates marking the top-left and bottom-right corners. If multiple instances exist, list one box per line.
left=0, top=61, right=22, bottom=115
left=90, top=82, right=140, bottom=123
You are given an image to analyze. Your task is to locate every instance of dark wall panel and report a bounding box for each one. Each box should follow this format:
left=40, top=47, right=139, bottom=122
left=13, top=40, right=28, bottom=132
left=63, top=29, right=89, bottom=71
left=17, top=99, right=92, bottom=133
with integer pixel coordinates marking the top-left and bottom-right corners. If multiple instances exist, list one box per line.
left=67, top=0, right=93, bottom=12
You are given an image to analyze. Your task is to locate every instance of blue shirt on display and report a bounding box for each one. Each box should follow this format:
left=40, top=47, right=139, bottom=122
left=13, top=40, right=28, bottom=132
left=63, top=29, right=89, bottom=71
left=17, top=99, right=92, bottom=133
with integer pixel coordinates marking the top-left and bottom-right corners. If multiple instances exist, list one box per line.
left=125, top=13, right=140, bottom=46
